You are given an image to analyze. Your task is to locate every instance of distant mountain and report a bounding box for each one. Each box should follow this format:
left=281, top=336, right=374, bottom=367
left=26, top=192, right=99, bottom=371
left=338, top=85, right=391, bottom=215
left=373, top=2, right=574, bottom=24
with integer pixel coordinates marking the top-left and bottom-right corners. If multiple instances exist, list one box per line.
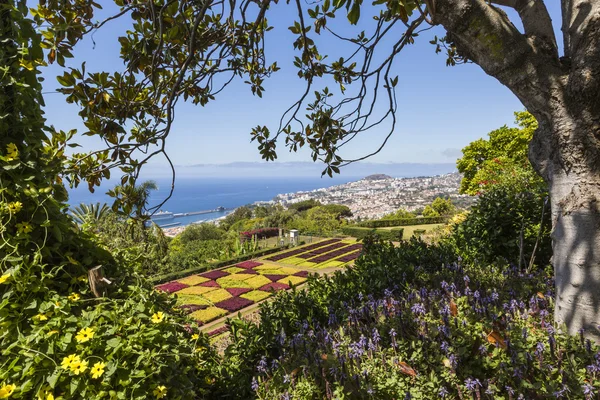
left=164, top=161, right=457, bottom=178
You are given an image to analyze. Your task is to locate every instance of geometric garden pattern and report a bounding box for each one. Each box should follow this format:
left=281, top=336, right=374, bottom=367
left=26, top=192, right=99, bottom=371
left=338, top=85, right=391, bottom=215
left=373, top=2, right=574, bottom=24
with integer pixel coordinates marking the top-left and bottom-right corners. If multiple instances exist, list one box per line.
left=156, top=239, right=362, bottom=327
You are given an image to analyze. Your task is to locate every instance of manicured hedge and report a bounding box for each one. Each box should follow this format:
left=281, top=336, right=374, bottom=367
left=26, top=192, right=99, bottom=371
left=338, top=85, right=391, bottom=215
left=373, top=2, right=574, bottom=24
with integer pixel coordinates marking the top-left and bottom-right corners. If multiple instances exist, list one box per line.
left=357, top=216, right=446, bottom=228
left=341, top=227, right=404, bottom=241
left=151, top=245, right=290, bottom=284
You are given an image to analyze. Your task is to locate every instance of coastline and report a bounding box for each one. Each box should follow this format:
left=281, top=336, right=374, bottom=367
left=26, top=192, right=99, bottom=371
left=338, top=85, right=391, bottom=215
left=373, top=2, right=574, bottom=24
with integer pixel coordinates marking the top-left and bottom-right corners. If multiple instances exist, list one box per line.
left=161, top=214, right=229, bottom=237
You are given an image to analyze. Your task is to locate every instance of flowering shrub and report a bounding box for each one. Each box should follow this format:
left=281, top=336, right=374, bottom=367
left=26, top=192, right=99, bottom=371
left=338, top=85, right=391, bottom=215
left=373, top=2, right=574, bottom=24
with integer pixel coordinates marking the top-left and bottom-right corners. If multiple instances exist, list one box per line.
left=217, top=238, right=599, bottom=399
left=240, top=228, right=279, bottom=241
left=0, top=6, right=219, bottom=398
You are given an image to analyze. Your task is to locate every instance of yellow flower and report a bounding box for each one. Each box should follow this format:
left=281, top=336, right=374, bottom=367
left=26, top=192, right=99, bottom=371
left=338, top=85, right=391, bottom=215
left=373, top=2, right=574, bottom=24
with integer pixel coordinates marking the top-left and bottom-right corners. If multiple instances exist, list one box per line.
left=70, top=359, right=88, bottom=375
left=16, top=222, right=33, bottom=234
left=68, top=293, right=80, bottom=302
left=7, top=202, right=22, bottom=214
left=0, top=383, right=15, bottom=399
left=6, top=143, right=18, bottom=160
left=150, top=312, right=164, bottom=324
left=153, top=385, right=167, bottom=399
left=90, top=361, right=106, bottom=379
left=0, top=273, right=10, bottom=285
left=35, top=313, right=48, bottom=321
left=75, top=327, right=95, bottom=343
left=191, top=333, right=199, bottom=340
left=61, top=354, right=80, bottom=369
left=77, top=275, right=88, bottom=282
left=37, top=385, right=54, bottom=400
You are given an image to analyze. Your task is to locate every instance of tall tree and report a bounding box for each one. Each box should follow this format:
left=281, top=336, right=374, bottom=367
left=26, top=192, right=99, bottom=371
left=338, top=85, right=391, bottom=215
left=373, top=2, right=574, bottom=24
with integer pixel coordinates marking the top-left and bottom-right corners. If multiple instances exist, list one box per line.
left=28, top=0, right=600, bottom=339
left=457, top=111, right=542, bottom=195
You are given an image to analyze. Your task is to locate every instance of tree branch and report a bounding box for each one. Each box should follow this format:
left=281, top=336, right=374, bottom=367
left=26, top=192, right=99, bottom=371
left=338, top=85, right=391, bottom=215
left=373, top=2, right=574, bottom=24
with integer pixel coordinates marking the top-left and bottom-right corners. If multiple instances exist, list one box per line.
left=432, top=0, right=562, bottom=114
left=514, top=0, right=558, bottom=57
left=490, top=0, right=516, bottom=7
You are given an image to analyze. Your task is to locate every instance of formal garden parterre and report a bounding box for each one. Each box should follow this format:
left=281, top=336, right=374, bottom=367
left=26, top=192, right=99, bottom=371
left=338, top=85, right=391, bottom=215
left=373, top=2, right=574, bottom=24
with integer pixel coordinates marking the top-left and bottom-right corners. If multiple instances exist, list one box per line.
left=155, top=239, right=363, bottom=326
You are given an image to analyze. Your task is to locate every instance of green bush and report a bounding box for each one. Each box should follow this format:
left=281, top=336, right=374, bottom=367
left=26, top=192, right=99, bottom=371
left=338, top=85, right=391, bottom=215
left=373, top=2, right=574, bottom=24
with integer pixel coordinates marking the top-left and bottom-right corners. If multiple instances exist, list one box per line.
left=167, top=239, right=226, bottom=272
left=176, top=223, right=226, bottom=244
left=341, top=226, right=404, bottom=241
left=450, top=185, right=551, bottom=267
left=220, top=238, right=596, bottom=400
left=358, top=216, right=446, bottom=228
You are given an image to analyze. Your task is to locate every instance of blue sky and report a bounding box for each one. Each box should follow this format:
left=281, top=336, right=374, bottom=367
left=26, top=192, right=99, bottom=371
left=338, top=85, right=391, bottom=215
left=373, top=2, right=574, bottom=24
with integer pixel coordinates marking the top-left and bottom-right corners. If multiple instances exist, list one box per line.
left=40, top=2, right=563, bottom=168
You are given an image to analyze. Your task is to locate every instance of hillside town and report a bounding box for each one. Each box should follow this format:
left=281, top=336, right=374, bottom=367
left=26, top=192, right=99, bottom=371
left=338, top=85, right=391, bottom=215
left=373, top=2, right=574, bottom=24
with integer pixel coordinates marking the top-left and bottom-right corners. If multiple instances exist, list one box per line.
left=273, top=172, right=474, bottom=220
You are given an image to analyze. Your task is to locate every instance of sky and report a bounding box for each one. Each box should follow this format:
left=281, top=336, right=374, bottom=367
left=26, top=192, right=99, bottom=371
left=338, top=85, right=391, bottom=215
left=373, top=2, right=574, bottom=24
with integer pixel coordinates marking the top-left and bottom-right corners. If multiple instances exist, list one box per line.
left=40, top=1, right=563, bottom=170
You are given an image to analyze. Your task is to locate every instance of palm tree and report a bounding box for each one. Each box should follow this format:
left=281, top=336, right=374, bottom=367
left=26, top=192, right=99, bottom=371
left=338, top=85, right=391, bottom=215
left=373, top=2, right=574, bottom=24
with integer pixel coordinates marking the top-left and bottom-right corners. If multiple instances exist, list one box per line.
left=71, top=202, right=110, bottom=225
left=113, top=180, right=158, bottom=220
left=133, top=180, right=158, bottom=219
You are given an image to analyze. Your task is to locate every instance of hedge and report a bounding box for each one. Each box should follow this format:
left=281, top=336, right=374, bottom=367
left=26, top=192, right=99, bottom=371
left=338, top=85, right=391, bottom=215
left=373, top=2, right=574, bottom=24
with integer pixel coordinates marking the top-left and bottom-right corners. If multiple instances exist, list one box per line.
left=151, top=245, right=290, bottom=284
left=357, top=216, right=446, bottom=228
left=341, top=227, right=404, bottom=241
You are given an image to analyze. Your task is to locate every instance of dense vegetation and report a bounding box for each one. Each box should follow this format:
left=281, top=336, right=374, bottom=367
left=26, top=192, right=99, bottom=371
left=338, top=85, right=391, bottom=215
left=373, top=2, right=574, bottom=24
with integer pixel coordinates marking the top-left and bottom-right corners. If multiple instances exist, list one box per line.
left=2, top=0, right=599, bottom=397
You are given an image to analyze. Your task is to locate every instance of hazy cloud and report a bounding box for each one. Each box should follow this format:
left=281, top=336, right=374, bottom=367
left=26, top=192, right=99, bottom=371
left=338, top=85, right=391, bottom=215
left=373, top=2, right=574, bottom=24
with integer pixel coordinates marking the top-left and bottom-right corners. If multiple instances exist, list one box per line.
left=441, top=148, right=462, bottom=159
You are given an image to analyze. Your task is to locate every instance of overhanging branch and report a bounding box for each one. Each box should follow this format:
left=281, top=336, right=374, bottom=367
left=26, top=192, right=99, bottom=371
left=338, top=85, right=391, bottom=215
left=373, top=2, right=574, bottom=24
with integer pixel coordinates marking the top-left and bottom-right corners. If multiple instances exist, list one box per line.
left=433, top=0, right=562, bottom=113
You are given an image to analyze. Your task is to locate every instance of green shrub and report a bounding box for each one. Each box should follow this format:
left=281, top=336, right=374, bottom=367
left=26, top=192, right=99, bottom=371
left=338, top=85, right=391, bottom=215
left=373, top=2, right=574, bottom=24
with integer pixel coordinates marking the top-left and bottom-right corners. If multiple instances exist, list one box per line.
left=341, top=226, right=404, bottom=241
left=358, top=216, right=446, bottom=228
left=220, top=239, right=595, bottom=400
left=177, top=223, right=226, bottom=244
left=450, top=185, right=551, bottom=267
left=167, top=239, right=225, bottom=272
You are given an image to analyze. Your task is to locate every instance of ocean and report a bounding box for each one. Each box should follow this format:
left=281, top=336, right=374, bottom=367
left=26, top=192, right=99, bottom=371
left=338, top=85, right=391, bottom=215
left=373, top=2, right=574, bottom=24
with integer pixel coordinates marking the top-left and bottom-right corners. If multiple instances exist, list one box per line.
left=67, top=176, right=360, bottom=227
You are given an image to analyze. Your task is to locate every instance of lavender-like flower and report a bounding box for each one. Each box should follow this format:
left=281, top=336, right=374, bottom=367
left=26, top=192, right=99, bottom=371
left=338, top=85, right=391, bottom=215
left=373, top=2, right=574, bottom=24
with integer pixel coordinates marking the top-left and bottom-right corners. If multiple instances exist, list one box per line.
left=411, top=303, right=426, bottom=315
left=438, top=387, right=449, bottom=398
left=251, top=377, right=259, bottom=391
left=257, top=356, right=268, bottom=374
left=440, top=341, right=450, bottom=353
left=372, top=328, right=381, bottom=345
left=583, top=383, right=595, bottom=399
left=553, top=385, right=570, bottom=398
left=464, top=378, right=481, bottom=392
left=449, top=354, right=458, bottom=369
left=535, top=342, right=545, bottom=358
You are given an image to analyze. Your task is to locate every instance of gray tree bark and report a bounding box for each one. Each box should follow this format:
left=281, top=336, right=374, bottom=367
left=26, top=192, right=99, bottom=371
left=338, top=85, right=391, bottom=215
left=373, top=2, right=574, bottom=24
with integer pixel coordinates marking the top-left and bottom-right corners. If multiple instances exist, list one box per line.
left=429, top=0, right=600, bottom=340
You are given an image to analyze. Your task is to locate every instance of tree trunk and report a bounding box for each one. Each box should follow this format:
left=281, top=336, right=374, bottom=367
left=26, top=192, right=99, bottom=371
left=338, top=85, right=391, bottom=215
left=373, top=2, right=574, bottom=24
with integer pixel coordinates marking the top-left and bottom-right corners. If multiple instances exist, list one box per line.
left=530, top=109, right=600, bottom=341
left=429, top=0, right=600, bottom=340
left=551, top=174, right=600, bottom=341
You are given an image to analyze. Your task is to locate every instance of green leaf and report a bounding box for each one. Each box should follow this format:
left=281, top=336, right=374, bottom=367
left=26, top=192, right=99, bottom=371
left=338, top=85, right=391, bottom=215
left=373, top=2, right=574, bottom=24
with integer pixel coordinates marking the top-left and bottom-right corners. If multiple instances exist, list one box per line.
left=107, top=337, right=122, bottom=348
left=347, top=2, right=361, bottom=24
left=47, top=369, right=61, bottom=388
